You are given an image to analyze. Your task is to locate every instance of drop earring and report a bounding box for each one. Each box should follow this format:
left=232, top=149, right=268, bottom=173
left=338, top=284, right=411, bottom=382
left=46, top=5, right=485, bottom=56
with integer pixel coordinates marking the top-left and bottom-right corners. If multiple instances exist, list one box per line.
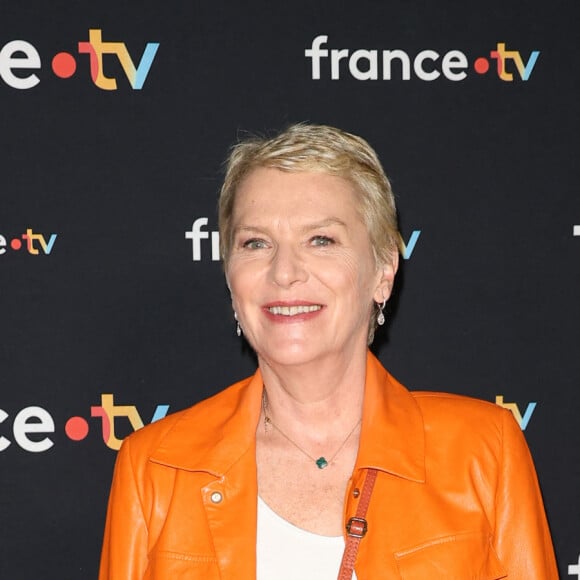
left=377, top=300, right=387, bottom=326
left=234, top=311, right=242, bottom=337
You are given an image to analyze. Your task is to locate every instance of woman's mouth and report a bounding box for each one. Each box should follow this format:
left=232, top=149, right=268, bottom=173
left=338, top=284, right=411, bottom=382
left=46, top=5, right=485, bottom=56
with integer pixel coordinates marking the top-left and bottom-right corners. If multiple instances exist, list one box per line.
left=267, top=304, right=322, bottom=316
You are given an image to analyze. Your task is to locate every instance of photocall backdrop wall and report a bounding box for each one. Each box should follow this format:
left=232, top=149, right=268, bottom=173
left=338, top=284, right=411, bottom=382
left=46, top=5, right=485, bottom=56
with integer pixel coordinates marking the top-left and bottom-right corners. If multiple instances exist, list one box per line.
left=1, top=1, right=578, bottom=578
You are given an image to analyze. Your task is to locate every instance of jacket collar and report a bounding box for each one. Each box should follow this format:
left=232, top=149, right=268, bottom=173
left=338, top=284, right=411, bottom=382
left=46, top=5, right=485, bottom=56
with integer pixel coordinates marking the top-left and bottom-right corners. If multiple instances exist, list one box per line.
left=149, top=352, right=425, bottom=483
left=355, top=352, right=425, bottom=482
left=149, top=370, right=264, bottom=475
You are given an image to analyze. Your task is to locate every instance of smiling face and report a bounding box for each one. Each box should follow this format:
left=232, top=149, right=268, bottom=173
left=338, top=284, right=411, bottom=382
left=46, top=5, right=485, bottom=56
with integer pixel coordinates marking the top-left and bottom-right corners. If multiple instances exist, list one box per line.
left=226, top=167, right=397, bottom=368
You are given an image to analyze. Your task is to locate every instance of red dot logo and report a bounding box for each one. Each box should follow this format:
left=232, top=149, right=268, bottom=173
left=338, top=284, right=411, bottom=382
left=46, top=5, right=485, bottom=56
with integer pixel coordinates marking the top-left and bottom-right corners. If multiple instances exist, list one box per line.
left=65, top=416, right=89, bottom=441
left=474, top=57, right=490, bottom=74
left=52, top=52, right=77, bottom=79
left=10, top=238, right=22, bottom=250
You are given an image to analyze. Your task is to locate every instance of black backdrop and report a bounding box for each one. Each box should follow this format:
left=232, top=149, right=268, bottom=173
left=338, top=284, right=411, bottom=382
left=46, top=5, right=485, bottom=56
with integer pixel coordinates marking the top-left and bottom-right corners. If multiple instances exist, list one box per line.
left=1, top=1, right=578, bottom=578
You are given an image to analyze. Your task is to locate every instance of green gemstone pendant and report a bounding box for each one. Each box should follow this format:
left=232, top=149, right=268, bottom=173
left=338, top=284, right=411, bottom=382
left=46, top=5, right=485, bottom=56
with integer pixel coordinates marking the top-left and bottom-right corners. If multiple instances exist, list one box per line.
left=315, top=457, right=329, bottom=469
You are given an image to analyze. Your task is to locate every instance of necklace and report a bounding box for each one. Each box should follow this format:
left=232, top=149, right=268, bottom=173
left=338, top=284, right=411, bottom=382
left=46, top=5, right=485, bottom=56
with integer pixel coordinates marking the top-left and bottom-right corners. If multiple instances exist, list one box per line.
left=261, top=391, right=361, bottom=470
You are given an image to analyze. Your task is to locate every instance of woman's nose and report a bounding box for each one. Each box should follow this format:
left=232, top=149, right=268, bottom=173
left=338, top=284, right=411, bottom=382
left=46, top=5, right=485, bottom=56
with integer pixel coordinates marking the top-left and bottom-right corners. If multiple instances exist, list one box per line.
left=268, top=245, right=308, bottom=288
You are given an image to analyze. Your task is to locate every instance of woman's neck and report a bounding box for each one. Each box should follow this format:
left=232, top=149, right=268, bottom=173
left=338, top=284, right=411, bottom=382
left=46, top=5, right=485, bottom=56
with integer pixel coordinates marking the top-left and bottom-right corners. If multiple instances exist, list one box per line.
left=256, top=346, right=368, bottom=438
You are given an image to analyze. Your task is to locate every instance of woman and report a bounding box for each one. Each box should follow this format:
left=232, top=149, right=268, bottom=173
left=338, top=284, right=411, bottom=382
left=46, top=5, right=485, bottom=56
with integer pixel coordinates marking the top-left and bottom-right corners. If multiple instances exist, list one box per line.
left=99, top=124, right=558, bottom=579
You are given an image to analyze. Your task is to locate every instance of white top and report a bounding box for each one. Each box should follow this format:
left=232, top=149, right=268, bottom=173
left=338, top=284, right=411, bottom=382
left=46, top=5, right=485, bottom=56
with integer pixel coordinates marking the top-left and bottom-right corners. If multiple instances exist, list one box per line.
left=256, top=496, right=358, bottom=580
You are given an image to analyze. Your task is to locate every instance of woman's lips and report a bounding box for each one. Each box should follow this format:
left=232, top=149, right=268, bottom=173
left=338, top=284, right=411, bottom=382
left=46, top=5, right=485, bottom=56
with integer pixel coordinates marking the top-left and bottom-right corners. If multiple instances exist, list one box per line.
left=262, top=302, right=324, bottom=322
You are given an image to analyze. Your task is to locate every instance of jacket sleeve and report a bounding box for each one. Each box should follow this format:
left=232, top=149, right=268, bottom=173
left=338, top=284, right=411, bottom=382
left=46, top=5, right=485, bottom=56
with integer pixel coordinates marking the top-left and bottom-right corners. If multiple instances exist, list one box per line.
left=493, top=409, right=558, bottom=578
left=99, top=436, right=149, bottom=580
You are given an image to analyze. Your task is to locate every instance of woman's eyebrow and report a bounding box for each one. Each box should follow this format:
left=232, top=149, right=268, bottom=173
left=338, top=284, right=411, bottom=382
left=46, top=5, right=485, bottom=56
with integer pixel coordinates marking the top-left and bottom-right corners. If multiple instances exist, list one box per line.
left=233, top=218, right=347, bottom=235
left=232, top=225, right=270, bottom=235
left=300, top=218, right=348, bottom=232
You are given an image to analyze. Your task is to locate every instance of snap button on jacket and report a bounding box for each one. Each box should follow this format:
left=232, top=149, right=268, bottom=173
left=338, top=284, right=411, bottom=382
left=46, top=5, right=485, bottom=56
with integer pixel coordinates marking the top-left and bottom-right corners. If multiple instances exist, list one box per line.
left=99, top=353, right=558, bottom=579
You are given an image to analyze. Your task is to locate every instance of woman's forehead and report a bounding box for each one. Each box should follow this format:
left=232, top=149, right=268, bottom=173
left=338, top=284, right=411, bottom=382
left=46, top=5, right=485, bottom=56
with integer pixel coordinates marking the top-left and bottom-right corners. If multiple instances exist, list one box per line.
left=234, top=168, right=358, bottom=212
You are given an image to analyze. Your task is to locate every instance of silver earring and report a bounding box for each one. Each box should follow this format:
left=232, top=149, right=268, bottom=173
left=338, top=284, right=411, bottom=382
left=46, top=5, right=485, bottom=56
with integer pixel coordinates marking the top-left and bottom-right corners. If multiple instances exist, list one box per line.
left=377, top=300, right=387, bottom=326
left=234, top=311, right=242, bottom=337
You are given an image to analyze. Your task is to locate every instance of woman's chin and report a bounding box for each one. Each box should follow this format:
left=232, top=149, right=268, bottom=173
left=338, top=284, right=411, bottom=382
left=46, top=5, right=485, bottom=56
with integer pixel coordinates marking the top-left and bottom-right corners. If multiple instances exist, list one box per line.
left=256, top=340, right=329, bottom=368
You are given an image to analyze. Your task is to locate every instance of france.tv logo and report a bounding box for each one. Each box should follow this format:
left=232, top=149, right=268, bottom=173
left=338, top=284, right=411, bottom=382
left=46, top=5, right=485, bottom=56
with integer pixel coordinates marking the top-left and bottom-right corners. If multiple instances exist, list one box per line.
left=305, top=36, right=540, bottom=82
left=0, top=394, right=169, bottom=453
left=0, top=229, right=57, bottom=255
left=0, top=29, right=159, bottom=90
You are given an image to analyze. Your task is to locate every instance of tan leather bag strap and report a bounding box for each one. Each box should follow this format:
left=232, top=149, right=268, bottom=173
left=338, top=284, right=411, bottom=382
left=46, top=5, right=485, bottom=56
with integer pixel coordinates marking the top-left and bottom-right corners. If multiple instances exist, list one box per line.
left=337, top=468, right=378, bottom=580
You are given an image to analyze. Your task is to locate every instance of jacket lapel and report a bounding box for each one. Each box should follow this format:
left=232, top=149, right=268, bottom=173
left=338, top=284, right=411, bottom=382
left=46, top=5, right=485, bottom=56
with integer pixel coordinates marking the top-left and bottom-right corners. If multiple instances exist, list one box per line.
left=356, top=352, right=426, bottom=482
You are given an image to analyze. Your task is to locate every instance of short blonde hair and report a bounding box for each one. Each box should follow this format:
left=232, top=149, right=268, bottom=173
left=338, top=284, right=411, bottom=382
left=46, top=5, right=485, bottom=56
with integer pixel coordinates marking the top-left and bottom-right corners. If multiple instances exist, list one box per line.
left=219, top=123, right=401, bottom=266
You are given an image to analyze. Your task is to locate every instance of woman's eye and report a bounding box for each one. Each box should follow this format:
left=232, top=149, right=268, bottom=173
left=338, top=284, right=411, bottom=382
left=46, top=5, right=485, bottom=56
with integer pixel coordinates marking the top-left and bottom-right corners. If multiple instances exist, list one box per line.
left=310, top=235, right=334, bottom=247
left=243, top=238, right=268, bottom=249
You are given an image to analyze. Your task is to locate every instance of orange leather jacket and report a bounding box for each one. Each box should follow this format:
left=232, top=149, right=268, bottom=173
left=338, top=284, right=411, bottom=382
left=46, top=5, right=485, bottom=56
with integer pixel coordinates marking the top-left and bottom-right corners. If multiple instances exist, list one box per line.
left=99, top=353, right=558, bottom=579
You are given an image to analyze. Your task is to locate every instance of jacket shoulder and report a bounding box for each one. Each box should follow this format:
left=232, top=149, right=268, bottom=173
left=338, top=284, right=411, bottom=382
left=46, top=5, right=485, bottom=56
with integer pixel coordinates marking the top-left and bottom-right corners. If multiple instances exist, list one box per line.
left=120, top=374, right=254, bottom=456
left=410, top=390, right=517, bottom=440
left=412, top=390, right=503, bottom=415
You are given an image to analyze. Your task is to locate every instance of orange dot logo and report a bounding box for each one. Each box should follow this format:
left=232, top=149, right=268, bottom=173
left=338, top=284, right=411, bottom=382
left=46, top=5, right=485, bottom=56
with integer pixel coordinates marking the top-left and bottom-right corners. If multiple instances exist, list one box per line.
left=52, top=52, right=77, bottom=78
left=64, top=416, right=89, bottom=441
left=474, top=57, right=490, bottom=74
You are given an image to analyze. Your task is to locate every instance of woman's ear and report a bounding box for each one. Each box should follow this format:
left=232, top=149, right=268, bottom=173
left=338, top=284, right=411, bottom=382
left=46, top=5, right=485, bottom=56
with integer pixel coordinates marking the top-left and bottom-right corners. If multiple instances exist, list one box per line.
left=373, top=249, right=399, bottom=303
